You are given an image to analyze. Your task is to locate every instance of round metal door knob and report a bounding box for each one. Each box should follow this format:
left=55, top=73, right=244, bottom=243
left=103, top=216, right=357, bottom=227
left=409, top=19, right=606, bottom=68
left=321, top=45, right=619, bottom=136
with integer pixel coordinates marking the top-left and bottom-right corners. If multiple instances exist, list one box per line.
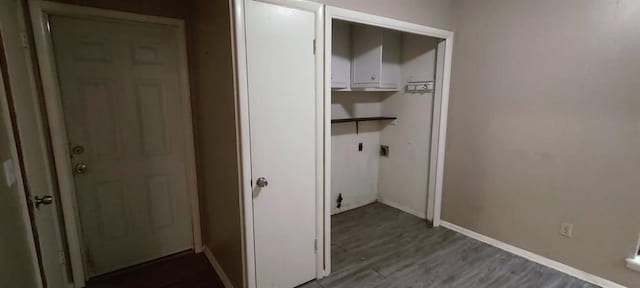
left=256, top=177, right=268, bottom=188
left=74, top=163, right=88, bottom=174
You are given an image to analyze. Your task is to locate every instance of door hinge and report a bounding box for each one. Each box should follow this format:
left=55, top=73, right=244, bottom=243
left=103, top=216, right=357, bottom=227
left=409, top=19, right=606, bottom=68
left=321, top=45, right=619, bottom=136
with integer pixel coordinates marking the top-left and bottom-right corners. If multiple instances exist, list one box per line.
left=313, top=39, right=316, bottom=55
left=314, top=239, right=318, bottom=253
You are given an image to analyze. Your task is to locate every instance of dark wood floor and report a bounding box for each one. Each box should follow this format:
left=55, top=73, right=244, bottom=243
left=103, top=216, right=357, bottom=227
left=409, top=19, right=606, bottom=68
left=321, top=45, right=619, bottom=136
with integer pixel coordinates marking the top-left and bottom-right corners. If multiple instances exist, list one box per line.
left=85, top=252, right=224, bottom=288
left=300, top=202, right=598, bottom=288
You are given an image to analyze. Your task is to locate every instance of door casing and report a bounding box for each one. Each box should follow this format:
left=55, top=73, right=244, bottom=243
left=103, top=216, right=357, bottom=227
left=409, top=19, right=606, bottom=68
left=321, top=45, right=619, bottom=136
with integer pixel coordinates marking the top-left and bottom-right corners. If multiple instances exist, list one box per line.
left=29, top=1, right=202, bottom=287
left=322, top=6, right=455, bottom=276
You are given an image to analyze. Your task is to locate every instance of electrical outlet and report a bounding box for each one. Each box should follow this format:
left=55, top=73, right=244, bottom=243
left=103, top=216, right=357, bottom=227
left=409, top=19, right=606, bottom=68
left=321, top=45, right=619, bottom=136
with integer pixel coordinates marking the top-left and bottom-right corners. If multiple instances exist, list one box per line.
left=560, top=223, right=573, bottom=238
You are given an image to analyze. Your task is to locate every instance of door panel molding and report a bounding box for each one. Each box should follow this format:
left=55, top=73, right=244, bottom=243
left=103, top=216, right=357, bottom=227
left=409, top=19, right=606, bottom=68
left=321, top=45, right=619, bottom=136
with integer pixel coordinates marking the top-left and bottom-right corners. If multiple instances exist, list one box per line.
left=29, top=1, right=201, bottom=286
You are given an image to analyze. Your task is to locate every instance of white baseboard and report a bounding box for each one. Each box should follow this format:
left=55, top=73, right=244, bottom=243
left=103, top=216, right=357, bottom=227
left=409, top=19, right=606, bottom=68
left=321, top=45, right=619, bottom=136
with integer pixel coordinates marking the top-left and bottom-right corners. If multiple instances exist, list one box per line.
left=203, top=246, right=235, bottom=288
left=377, top=197, right=426, bottom=219
left=440, top=221, right=625, bottom=288
left=626, top=257, right=640, bottom=272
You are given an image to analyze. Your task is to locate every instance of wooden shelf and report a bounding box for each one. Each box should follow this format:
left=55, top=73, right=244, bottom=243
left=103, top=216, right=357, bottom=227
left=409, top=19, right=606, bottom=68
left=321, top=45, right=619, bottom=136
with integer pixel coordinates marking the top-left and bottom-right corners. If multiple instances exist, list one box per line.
left=331, top=116, right=397, bottom=134
left=331, top=116, right=396, bottom=123
left=331, top=88, right=399, bottom=92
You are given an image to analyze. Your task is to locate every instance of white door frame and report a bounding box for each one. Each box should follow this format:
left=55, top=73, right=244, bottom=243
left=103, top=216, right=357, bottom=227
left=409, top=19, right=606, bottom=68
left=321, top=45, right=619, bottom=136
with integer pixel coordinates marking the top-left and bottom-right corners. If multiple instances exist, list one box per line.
left=28, top=1, right=202, bottom=286
left=323, top=6, right=454, bottom=275
left=231, top=0, right=325, bottom=287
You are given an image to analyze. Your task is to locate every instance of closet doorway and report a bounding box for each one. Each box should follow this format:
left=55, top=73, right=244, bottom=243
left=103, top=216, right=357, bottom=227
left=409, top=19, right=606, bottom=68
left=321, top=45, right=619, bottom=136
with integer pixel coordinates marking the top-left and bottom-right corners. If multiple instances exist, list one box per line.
left=323, top=7, right=454, bottom=276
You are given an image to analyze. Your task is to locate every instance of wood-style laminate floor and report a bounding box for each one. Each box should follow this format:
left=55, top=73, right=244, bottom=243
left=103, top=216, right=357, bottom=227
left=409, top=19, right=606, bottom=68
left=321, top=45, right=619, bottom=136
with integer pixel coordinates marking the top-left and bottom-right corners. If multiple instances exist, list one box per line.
left=85, top=252, right=224, bottom=288
left=300, top=202, right=598, bottom=288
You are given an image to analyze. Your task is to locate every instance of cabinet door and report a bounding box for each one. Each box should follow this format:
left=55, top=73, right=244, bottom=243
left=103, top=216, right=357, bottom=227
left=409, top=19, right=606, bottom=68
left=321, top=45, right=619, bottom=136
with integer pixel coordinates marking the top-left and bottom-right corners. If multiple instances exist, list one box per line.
left=380, top=30, right=401, bottom=89
left=331, top=20, right=351, bottom=89
left=351, top=24, right=382, bottom=88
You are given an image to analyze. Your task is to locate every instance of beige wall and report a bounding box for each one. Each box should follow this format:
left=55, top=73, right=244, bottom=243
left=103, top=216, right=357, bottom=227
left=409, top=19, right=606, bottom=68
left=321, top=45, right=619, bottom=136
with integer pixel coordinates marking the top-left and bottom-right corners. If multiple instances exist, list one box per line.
left=311, top=0, right=454, bottom=30
left=48, top=0, right=188, bottom=18
left=188, top=0, right=244, bottom=287
left=443, top=0, right=640, bottom=286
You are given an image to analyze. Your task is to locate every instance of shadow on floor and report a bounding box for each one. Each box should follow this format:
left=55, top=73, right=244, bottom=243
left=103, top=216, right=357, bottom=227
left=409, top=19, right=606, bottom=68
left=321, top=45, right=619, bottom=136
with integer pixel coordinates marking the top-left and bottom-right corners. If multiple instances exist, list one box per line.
left=85, top=252, right=225, bottom=288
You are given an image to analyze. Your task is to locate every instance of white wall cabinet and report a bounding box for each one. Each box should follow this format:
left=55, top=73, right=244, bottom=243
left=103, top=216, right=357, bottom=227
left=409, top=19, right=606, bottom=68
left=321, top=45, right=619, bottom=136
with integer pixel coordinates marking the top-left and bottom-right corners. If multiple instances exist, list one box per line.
left=331, top=22, right=401, bottom=90
left=351, top=25, right=401, bottom=90
left=331, top=20, right=351, bottom=89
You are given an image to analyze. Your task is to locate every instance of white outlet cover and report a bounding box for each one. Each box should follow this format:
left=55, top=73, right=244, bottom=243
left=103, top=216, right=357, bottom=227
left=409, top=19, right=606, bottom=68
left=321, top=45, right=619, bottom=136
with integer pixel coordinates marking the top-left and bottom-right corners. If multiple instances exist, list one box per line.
left=3, top=159, right=16, bottom=187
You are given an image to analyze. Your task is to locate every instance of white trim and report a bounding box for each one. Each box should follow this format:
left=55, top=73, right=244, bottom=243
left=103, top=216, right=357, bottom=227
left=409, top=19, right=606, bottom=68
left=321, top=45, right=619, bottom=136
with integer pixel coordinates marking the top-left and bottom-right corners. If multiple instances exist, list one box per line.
left=426, top=40, right=446, bottom=223
left=313, top=4, right=327, bottom=281
left=627, top=233, right=640, bottom=273
left=28, top=1, right=202, bottom=286
left=233, top=1, right=325, bottom=287
left=431, top=37, right=453, bottom=227
left=441, top=221, right=627, bottom=288
left=322, top=8, right=332, bottom=277
left=203, top=246, right=235, bottom=288
left=323, top=5, right=454, bottom=275
left=626, top=257, right=640, bottom=272
left=230, top=0, right=255, bottom=287
left=376, top=198, right=425, bottom=219
left=327, top=6, right=453, bottom=40
left=227, top=1, right=249, bottom=288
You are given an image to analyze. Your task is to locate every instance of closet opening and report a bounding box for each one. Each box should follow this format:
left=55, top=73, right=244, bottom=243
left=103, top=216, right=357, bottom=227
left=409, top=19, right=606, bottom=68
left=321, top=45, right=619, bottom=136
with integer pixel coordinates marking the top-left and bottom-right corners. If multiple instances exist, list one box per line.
left=322, top=13, right=453, bottom=282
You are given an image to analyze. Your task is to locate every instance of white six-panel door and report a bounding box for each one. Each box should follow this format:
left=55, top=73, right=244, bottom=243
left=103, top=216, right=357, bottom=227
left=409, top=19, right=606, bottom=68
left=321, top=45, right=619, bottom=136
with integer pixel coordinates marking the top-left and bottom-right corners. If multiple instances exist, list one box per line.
left=245, top=1, right=318, bottom=287
left=49, top=16, right=193, bottom=276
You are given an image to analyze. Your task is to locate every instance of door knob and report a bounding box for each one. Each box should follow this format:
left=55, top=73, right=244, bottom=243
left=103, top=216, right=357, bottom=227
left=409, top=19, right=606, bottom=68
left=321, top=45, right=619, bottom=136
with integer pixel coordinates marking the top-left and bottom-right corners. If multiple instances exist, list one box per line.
left=34, top=195, right=53, bottom=209
left=256, top=177, right=268, bottom=188
left=74, top=163, right=88, bottom=174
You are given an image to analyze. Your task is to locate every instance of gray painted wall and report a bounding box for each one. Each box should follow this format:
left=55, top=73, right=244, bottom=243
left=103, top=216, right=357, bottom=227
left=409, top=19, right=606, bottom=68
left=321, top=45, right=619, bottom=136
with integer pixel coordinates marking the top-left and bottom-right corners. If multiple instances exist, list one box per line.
left=48, top=0, right=189, bottom=19
left=443, top=0, right=640, bottom=286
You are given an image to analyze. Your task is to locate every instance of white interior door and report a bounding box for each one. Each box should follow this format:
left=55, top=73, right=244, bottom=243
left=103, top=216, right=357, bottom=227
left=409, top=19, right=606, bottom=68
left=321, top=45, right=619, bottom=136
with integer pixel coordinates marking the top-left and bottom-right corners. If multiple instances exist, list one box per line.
left=245, top=1, right=318, bottom=287
left=49, top=16, right=193, bottom=276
